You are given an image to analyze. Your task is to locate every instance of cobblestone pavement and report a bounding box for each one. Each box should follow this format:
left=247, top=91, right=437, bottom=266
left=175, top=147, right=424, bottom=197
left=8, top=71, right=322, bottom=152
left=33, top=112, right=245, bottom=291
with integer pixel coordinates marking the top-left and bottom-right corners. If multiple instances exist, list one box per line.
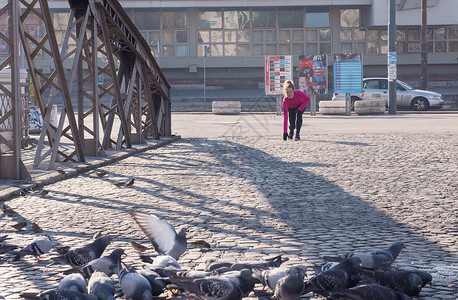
left=0, top=131, right=457, bottom=299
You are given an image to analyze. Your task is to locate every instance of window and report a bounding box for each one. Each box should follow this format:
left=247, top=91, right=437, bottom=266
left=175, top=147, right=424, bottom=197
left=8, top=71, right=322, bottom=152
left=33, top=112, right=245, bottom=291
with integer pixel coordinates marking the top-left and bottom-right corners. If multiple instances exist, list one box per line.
left=163, top=10, right=187, bottom=29
left=224, top=10, right=249, bottom=29
left=306, top=7, right=329, bottom=27
left=252, top=9, right=276, bottom=28
left=278, top=8, right=303, bottom=28
left=134, top=9, right=160, bottom=30
left=199, top=11, right=222, bottom=29
left=340, top=9, right=359, bottom=27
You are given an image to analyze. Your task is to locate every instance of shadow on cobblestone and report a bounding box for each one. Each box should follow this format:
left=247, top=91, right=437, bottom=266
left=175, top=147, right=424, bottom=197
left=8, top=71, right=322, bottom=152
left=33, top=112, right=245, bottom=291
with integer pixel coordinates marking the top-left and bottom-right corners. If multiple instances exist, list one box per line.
left=0, top=136, right=456, bottom=299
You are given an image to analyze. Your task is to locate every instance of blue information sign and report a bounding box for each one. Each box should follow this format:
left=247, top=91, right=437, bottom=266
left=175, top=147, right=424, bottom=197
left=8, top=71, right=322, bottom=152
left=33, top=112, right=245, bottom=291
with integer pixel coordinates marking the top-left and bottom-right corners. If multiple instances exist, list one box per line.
left=333, top=53, right=363, bottom=94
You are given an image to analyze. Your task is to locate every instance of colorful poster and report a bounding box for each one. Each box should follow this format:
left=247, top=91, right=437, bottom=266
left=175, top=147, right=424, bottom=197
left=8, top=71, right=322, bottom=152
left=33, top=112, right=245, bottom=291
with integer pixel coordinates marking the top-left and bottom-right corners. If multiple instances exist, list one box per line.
left=333, top=53, right=363, bottom=94
left=264, top=55, right=292, bottom=95
left=299, top=55, right=327, bottom=95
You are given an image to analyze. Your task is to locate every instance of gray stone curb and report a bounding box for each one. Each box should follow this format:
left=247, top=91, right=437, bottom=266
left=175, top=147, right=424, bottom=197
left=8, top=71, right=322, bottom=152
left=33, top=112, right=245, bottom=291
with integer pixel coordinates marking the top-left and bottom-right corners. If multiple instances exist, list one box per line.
left=0, top=135, right=181, bottom=202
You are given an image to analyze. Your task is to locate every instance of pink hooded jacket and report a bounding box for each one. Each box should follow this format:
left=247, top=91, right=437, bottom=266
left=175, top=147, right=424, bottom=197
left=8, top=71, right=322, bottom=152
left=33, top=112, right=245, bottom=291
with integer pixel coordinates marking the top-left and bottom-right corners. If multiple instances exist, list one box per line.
left=282, top=90, right=310, bottom=133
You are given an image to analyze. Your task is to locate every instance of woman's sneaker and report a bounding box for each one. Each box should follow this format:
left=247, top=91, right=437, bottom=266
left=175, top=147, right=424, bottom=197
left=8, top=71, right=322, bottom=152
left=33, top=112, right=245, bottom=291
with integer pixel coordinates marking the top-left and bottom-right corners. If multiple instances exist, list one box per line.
left=294, top=135, right=300, bottom=141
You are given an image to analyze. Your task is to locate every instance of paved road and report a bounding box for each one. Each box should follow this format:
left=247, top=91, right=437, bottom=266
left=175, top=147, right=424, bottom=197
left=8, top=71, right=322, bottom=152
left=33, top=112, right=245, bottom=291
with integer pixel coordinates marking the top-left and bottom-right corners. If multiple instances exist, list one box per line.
left=0, top=113, right=457, bottom=299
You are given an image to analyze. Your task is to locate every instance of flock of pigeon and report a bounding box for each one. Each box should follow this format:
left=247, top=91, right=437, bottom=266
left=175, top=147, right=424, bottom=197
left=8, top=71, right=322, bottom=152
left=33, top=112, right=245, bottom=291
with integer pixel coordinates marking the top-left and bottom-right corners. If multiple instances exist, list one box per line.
left=0, top=210, right=434, bottom=300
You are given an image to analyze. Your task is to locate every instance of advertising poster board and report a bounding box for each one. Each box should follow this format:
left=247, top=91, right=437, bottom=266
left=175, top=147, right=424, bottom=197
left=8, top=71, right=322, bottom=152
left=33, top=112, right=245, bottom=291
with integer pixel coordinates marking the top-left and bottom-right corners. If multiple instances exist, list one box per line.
left=264, top=55, right=292, bottom=95
left=299, top=55, right=327, bottom=95
left=333, top=53, right=363, bottom=94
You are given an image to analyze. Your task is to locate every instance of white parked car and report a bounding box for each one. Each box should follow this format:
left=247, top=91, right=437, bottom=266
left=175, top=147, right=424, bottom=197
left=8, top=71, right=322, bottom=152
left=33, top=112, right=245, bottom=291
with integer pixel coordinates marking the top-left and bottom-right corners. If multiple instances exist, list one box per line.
left=332, top=77, right=445, bottom=111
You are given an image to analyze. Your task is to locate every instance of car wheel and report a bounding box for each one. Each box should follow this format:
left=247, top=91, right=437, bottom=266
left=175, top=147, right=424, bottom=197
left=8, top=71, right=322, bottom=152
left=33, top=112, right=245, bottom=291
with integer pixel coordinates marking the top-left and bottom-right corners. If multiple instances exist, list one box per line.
left=410, top=97, right=430, bottom=111
left=351, top=96, right=361, bottom=111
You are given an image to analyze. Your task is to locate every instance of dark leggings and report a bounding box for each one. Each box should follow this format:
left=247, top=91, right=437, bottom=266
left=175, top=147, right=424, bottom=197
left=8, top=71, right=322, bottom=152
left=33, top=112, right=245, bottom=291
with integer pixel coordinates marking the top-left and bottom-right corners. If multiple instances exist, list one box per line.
left=288, top=108, right=303, bottom=135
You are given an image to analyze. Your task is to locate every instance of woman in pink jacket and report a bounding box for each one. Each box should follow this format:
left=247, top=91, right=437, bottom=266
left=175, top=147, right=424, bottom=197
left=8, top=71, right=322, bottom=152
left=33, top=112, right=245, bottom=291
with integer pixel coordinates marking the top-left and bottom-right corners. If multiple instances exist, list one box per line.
left=282, top=80, right=310, bottom=141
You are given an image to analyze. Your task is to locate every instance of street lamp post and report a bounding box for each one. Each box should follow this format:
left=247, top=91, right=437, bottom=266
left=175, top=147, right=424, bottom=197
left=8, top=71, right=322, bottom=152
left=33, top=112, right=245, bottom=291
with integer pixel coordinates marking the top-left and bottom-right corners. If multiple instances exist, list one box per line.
left=388, top=0, right=397, bottom=115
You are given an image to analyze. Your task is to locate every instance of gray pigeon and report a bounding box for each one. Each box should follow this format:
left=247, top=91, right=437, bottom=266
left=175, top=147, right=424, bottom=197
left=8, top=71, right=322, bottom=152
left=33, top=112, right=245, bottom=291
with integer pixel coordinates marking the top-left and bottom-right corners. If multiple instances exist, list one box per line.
left=88, top=271, right=115, bottom=300
left=167, top=276, right=243, bottom=300
left=253, top=265, right=308, bottom=292
left=12, top=235, right=52, bottom=261
left=53, top=236, right=112, bottom=267
left=118, top=268, right=153, bottom=300
left=274, top=265, right=307, bottom=300
left=328, top=284, right=411, bottom=300
left=130, top=211, right=187, bottom=260
left=217, top=269, right=256, bottom=295
left=63, top=248, right=124, bottom=279
left=230, top=255, right=289, bottom=271
left=323, top=242, right=405, bottom=269
left=303, top=257, right=362, bottom=296
left=138, top=267, right=167, bottom=296
left=20, top=289, right=98, bottom=300
left=58, top=273, right=87, bottom=293
left=364, top=269, right=428, bottom=296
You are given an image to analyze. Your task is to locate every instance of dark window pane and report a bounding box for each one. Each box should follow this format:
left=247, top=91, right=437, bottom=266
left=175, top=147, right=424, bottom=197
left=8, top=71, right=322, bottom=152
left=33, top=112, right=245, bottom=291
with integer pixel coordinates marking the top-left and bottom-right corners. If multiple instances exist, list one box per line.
left=449, top=27, right=458, bottom=39
left=278, top=9, right=303, bottom=28
left=133, top=9, right=159, bottom=30
left=319, top=43, right=331, bottom=54
left=306, top=7, right=329, bottom=27
left=449, top=41, right=458, bottom=52
left=435, top=41, right=446, bottom=52
left=163, top=10, right=187, bottom=29
left=434, top=27, right=446, bottom=39
left=176, top=31, right=188, bottom=43
left=252, top=9, right=276, bottom=28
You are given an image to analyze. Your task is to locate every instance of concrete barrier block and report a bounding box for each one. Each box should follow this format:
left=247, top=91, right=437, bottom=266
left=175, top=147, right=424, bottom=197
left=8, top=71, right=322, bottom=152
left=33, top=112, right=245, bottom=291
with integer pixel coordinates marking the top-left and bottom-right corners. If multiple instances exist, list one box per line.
left=355, top=99, right=385, bottom=108
left=355, top=106, right=386, bottom=115
left=319, top=107, right=347, bottom=115
left=319, top=101, right=346, bottom=108
left=212, top=101, right=241, bottom=115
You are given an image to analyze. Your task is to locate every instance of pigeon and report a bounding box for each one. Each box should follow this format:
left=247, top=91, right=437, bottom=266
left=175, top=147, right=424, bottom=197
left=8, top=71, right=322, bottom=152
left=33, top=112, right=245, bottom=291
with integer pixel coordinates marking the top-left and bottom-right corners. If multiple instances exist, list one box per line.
left=52, top=236, right=112, bottom=267
left=190, top=240, right=211, bottom=250
left=96, top=171, right=107, bottom=178
left=126, top=178, right=135, bottom=187
left=327, top=284, right=411, bottom=300
left=118, top=268, right=153, bottom=300
left=230, top=255, right=290, bottom=271
left=39, top=190, right=49, bottom=196
left=12, top=235, right=52, bottom=261
left=20, top=289, right=98, bottom=300
left=130, top=241, right=150, bottom=253
left=130, top=211, right=187, bottom=260
left=274, top=265, right=307, bottom=300
left=32, top=222, right=43, bottom=233
left=362, top=269, right=427, bottom=296
left=151, top=255, right=181, bottom=269
left=138, top=267, right=167, bottom=296
left=12, top=222, right=28, bottom=231
left=253, top=265, right=308, bottom=292
left=88, top=271, right=115, bottom=300
left=395, top=266, right=432, bottom=287
left=2, top=205, right=16, bottom=217
left=57, top=170, right=66, bottom=175
left=167, top=276, right=243, bottom=300
left=323, top=242, right=405, bottom=269
left=58, top=273, right=87, bottom=293
left=303, top=257, right=362, bottom=296
left=114, top=181, right=125, bottom=188
left=217, top=269, right=256, bottom=295
left=63, top=248, right=124, bottom=279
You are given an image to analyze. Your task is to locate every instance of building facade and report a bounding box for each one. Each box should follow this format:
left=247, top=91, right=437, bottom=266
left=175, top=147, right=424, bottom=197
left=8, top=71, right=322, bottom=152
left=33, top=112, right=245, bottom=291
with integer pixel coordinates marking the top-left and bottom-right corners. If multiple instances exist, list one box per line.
left=30, top=0, right=458, bottom=89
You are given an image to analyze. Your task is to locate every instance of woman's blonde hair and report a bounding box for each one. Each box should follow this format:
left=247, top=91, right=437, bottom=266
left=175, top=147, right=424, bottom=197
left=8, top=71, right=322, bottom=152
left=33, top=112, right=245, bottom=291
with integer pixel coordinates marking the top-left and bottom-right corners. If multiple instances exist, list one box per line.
left=283, top=80, right=295, bottom=93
